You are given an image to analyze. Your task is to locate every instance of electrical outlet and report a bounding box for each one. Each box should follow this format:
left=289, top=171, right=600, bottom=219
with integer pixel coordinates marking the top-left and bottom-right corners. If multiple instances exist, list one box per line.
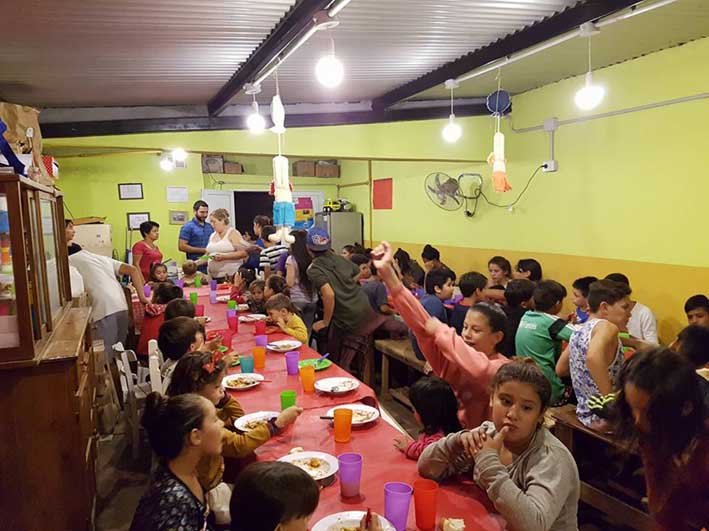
left=542, top=160, right=558, bottom=173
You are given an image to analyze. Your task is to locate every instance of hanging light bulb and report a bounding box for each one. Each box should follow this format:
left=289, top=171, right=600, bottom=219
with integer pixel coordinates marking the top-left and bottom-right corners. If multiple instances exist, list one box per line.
left=160, top=156, right=175, bottom=171
left=441, top=79, right=462, bottom=143
left=246, top=99, right=266, bottom=134
left=316, top=36, right=344, bottom=88
left=171, top=148, right=188, bottom=162
left=575, top=34, right=604, bottom=110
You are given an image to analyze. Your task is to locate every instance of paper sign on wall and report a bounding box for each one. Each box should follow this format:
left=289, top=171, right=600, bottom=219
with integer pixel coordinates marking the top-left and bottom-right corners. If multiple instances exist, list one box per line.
left=166, top=186, right=188, bottom=203
left=373, top=178, right=393, bottom=210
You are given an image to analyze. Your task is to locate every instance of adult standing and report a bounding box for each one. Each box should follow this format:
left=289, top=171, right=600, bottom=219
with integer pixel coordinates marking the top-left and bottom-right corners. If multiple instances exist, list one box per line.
left=132, top=220, right=163, bottom=281
left=205, top=208, right=251, bottom=281
left=179, top=200, right=214, bottom=273
left=65, top=219, right=82, bottom=255
left=285, top=229, right=317, bottom=331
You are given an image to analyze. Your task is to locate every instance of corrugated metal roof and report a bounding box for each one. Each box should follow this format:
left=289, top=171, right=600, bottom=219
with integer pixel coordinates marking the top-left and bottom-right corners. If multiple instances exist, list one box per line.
left=233, top=0, right=580, bottom=105
left=0, top=0, right=297, bottom=107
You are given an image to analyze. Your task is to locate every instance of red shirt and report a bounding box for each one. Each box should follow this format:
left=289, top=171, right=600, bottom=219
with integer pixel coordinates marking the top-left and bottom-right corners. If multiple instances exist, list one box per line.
left=132, top=240, right=163, bottom=280
left=137, top=305, right=166, bottom=356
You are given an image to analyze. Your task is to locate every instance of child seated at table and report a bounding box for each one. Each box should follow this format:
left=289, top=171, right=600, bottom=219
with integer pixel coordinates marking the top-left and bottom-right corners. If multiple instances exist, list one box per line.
left=612, top=348, right=709, bottom=530
left=450, top=271, right=487, bottom=335
left=182, top=259, right=207, bottom=287
left=247, top=279, right=266, bottom=314
left=605, top=273, right=658, bottom=344
left=372, top=241, right=511, bottom=428
left=229, top=268, right=256, bottom=303
left=148, top=262, right=172, bottom=288
left=503, top=278, right=535, bottom=357
left=264, top=274, right=290, bottom=301
left=516, top=280, right=575, bottom=406
left=351, top=253, right=372, bottom=282
left=570, top=276, right=597, bottom=324
left=673, top=325, right=709, bottom=404
left=164, top=298, right=195, bottom=320
left=362, top=263, right=395, bottom=315
left=264, top=294, right=308, bottom=343
left=131, top=393, right=223, bottom=531
left=137, top=283, right=185, bottom=356
left=168, top=352, right=303, bottom=524
left=418, top=360, right=580, bottom=531
left=487, top=256, right=512, bottom=289
left=684, top=294, right=709, bottom=327
left=230, top=461, right=384, bottom=531
left=513, top=258, right=543, bottom=282
left=411, top=267, right=455, bottom=361
left=394, top=376, right=462, bottom=460
left=158, top=316, right=205, bottom=390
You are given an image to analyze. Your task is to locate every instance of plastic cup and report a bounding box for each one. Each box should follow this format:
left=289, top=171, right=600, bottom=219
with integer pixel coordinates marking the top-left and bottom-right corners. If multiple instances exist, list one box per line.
left=189, top=292, right=198, bottom=305
left=194, top=304, right=205, bottom=317
left=253, top=346, right=266, bottom=369
left=338, top=453, right=363, bottom=498
left=280, top=390, right=296, bottom=410
left=227, top=300, right=237, bottom=310
left=194, top=276, right=202, bottom=288
left=413, top=479, right=439, bottom=531
left=333, top=408, right=353, bottom=443
left=227, top=315, right=238, bottom=332
left=216, top=329, right=233, bottom=350
left=240, top=355, right=254, bottom=373
left=143, top=285, right=151, bottom=297
left=384, top=482, right=413, bottom=531
left=255, top=334, right=268, bottom=347
left=210, top=279, right=218, bottom=290
left=175, top=278, right=184, bottom=288
left=285, top=351, right=299, bottom=375
left=299, top=365, right=315, bottom=393
left=254, top=320, right=266, bottom=335
left=209, top=290, right=217, bottom=304
left=226, top=308, right=237, bottom=318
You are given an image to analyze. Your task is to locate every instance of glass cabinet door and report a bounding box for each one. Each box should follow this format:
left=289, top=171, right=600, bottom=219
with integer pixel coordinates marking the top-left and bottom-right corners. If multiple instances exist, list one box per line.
left=0, top=193, right=20, bottom=348
left=40, top=198, right=62, bottom=319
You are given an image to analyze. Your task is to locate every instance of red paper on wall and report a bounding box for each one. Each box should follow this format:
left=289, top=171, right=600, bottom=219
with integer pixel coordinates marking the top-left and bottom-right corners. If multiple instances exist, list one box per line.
left=373, top=178, right=393, bottom=210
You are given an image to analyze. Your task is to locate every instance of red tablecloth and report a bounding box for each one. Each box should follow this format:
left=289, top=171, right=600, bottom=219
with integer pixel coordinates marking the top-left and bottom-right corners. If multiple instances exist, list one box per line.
left=188, top=286, right=506, bottom=531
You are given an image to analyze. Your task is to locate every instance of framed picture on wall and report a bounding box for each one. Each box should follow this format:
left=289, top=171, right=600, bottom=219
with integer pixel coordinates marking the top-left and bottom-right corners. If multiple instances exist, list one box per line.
left=118, top=183, right=143, bottom=200
left=127, top=212, right=150, bottom=231
left=169, top=210, right=188, bottom=225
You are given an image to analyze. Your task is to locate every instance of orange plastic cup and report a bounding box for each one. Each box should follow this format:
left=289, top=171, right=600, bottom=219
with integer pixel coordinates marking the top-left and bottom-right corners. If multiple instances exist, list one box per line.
left=333, top=408, right=353, bottom=443
left=299, top=365, right=315, bottom=393
left=253, top=346, right=266, bottom=370
left=413, top=479, right=439, bottom=530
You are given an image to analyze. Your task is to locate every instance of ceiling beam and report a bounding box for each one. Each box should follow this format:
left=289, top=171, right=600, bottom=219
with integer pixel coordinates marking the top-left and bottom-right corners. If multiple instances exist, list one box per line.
left=371, top=0, right=642, bottom=110
left=207, top=0, right=332, bottom=117
left=42, top=103, right=491, bottom=138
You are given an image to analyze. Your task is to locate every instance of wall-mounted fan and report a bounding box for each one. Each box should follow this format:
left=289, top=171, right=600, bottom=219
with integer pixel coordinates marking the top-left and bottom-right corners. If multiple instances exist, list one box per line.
left=424, top=172, right=483, bottom=217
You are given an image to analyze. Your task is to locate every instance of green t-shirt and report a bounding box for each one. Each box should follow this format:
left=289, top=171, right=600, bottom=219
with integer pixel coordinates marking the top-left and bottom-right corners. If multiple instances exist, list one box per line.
left=307, top=251, right=373, bottom=332
left=515, top=311, right=574, bottom=404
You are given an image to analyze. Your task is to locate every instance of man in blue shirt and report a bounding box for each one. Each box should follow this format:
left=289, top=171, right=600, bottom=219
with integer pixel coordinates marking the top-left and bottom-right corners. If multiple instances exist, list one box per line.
left=178, top=200, right=214, bottom=272
left=411, top=267, right=455, bottom=360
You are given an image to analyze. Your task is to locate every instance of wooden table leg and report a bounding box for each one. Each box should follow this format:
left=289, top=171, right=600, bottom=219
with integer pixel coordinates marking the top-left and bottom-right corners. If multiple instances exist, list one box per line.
left=362, top=344, right=375, bottom=387
left=381, top=354, right=390, bottom=398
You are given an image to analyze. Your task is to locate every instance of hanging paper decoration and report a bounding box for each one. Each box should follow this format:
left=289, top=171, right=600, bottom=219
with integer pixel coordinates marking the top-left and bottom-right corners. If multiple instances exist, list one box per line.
left=269, top=71, right=295, bottom=245
left=486, top=77, right=512, bottom=193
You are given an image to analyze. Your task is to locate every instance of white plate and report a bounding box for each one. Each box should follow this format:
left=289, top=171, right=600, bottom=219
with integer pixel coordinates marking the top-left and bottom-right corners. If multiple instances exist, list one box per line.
left=267, top=339, right=303, bottom=352
left=194, top=316, right=211, bottom=324
left=278, top=451, right=338, bottom=481
left=311, top=511, right=395, bottom=531
left=238, top=313, right=268, bottom=323
left=234, top=411, right=279, bottom=432
left=222, top=373, right=265, bottom=391
left=326, top=404, right=380, bottom=425
left=216, top=295, right=230, bottom=303
left=237, top=303, right=249, bottom=312
left=315, top=377, right=360, bottom=395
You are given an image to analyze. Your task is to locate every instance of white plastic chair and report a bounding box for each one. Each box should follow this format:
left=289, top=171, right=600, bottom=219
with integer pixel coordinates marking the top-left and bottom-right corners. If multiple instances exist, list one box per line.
left=148, top=354, right=162, bottom=394
left=115, top=344, right=151, bottom=459
left=148, top=338, right=164, bottom=365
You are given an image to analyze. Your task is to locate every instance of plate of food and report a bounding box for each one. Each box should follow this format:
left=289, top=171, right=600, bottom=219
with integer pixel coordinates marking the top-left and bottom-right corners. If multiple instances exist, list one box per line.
left=237, top=303, right=249, bottom=312
left=311, top=511, right=395, bottom=531
left=234, top=411, right=279, bottom=432
left=222, top=373, right=264, bottom=391
left=278, top=451, right=338, bottom=481
left=239, top=313, right=269, bottom=323
left=195, top=315, right=211, bottom=325
left=216, top=295, right=230, bottom=303
left=298, top=358, right=333, bottom=371
left=267, top=339, right=303, bottom=352
left=314, top=377, right=359, bottom=395
left=325, top=404, right=379, bottom=426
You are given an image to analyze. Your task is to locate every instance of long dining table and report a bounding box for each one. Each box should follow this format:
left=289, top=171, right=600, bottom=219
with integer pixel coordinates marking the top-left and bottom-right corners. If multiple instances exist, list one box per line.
left=190, top=285, right=506, bottom=530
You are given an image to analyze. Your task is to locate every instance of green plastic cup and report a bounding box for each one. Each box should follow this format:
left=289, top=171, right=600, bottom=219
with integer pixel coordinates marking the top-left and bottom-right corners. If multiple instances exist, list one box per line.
left=227, top=300, right=237, bottom=310
left=189, top=292, right=198, bottom=305
left=280, top=390, right=296, bottom=410
left=194, top=276, right=202, bottom=288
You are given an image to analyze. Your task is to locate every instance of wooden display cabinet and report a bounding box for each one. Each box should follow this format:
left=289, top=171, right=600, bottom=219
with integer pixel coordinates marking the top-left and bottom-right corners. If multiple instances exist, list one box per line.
left=0, top=173, right=98, bottom=530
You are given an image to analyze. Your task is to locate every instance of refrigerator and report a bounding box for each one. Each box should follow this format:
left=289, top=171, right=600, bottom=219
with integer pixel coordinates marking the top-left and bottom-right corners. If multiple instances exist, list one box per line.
left=314, top=211, right=363, bottom=252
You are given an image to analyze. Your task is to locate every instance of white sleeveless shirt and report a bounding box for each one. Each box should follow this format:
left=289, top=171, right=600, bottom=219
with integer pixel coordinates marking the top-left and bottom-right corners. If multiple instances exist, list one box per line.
left=206, top=227, right=246, bottom=279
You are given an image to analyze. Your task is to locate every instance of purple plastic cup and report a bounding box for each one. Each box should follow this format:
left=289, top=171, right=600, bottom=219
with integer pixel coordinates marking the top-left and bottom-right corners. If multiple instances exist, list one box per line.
left=143, top=285, right=151, bottom=297
left=175, top=278, right=184, bottom=288
left=255, top=335, right=268, bottom=347
left=338, top=453, right=363, bottom=498
left=210, top=279, right=218, bottom=290
left=285, top=351, right=299, bottom=375
left=209, top=290, right=217, bottom=304
left=384, top=482, right=413, bottom=531
left=226, top=309, right=237, bottom=319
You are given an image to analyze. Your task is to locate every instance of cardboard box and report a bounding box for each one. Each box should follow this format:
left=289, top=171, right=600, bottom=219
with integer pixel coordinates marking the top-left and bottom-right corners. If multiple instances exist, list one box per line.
left=223, top=161, right=244, bottom=174
left=315, top=161, right=340, bottom=178
left=293, top=160, right=316, bottom=177
left=201, top=154, right=224, bottom=174
left=73, top=224, right=113, bottom=257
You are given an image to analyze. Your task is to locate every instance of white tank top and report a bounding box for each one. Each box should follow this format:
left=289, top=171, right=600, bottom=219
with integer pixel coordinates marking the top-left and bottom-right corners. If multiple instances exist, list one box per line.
left=206, top=227, right=244, bottom=278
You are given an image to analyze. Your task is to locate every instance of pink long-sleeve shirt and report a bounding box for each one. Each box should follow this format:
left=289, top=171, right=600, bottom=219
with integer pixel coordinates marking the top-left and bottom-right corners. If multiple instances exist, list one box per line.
left=391, top=283, right=510, bottom=428
left=404, top=431, right=445, bottom=460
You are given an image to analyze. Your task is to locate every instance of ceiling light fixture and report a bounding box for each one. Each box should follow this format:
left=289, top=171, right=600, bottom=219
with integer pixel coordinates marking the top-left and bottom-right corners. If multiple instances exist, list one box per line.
left=171, top=148, right=188, bottom=162
left=160, top=155, right=175, bottom=172
left=315, top=35, right=344, bottom=88
left=575, top=26, right=604, bottom=110
left=442, top=79, right=462, bottom=143
left=244, top=83, right=266, bottom=134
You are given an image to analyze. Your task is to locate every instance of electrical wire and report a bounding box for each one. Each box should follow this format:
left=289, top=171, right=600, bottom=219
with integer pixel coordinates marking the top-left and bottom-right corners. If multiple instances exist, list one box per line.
left=480, top=164, right=543, bottom=208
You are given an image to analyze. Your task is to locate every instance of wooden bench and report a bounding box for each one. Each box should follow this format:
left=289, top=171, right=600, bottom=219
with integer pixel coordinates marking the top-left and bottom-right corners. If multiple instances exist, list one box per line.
left=549, top=405, right=654, bottom=530
left=375, top=339, right=427, bottom=407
